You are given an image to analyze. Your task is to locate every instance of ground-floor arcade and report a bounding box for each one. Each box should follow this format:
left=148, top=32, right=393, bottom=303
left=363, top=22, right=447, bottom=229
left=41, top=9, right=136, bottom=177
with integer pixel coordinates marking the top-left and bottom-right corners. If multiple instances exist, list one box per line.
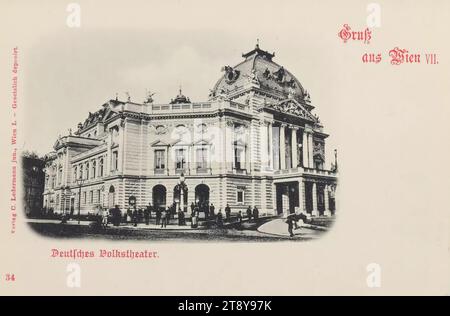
left=43, top=174, right=336, bottom=218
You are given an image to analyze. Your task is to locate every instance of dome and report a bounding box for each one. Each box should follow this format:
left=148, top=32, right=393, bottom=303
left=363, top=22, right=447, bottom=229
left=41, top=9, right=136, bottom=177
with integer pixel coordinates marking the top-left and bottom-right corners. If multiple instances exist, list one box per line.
left=210, top=43, right=308, bottom=103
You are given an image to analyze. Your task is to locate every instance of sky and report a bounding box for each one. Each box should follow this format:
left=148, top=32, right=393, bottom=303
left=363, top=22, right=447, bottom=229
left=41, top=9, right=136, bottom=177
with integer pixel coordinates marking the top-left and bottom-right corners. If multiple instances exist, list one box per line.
left=17, top=0, right=371, bottom=167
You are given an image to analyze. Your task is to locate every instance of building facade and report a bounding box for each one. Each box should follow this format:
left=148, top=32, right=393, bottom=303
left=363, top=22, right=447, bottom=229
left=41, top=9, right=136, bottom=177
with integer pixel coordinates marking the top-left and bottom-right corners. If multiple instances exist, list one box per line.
left=43, top=44, right=338, bottom=217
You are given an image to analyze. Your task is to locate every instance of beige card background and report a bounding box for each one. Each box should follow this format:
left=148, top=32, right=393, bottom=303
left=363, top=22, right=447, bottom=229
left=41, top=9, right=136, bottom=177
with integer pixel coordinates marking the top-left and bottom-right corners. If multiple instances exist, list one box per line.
left=0, top=0, right=449, bottom=295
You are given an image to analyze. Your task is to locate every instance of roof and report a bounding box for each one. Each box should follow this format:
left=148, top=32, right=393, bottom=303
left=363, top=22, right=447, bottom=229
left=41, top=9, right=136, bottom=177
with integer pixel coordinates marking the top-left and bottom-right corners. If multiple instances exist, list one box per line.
left=210, top=44, right=308, bottom=103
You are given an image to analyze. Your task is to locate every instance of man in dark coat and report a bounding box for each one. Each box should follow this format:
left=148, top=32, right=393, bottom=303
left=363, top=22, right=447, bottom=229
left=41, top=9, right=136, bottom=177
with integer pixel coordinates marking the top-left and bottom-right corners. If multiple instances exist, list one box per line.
left=144, top=207, right=150, bottom=225
left=237, top=211, right=243, bottom=225
left=132, top=207, right=138, bottom=227
left=210, top=203, right=215, bottom=219
left=252, top=206, right=259, bottom=220
left=113, top=205, right=121, bottom=226
left=287, top=218, right=294, bottom=237
left=246, top=206, right=252, bottom=221
left=178, top=208, right=185, bottom=226
left=225, top=204, right=231, bottom=220
left=155, top=208, right=160, bottom=226
left=216, top=210, right=223, bottom=227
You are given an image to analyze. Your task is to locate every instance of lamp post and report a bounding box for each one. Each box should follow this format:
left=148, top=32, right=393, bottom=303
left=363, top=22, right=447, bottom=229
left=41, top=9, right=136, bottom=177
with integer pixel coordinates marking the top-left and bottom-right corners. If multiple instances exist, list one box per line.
left=76, top=176, right=85, bottom=224
left=179, top=172, right=186, bottom=212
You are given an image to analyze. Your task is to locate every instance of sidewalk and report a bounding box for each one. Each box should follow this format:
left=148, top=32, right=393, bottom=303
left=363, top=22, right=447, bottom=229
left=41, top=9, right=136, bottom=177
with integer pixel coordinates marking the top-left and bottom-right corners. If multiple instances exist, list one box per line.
left=26, top=218, right=197, bottom=230
left=257, top=218, right=328, bottom=237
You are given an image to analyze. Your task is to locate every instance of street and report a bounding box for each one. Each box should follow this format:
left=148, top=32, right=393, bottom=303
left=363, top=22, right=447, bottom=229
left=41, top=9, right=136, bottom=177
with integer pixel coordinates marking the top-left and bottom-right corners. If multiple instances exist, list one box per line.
left=26, top=216, right=331, bottom=242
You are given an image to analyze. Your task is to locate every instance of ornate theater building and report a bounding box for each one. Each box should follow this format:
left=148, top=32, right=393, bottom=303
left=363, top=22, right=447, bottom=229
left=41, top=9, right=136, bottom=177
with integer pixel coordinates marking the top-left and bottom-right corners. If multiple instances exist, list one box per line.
left=42, top=44, right=338, bottom=217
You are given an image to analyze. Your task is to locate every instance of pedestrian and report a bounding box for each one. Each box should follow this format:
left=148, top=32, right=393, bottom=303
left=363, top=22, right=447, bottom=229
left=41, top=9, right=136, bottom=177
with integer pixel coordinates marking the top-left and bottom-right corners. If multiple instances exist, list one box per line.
left=156, top=207, right=161, bottom=226
left=144, top=207, right=150, bottom=225
left=194, top=204, right=200, bottom=219
left=190, top=202, right=195, bottom=214
left=287, top=218, right=294, bottom=237
left=113, top=205, right=121, bottom=226
left=216, top=209, right=223, bottom=227
left=161, top=209, right=167, bottom=228
left=237, top=211, right=243, bottom=225
left=177, top=208, right=184, bottom=226
left=246, top=206, right=252, bottom=221
left=210, top=203, right=215, bottom=219
left=203, top=202, right=209, bottom=219
left=225, top=204, right=231, bottom=220
left=253, top=205, right=259, bottom=220
left=102, top=208, right=109, bottom=228
left=166, top=207, right=171, bottom=226
left=132, top=208, right=138, bottom=227
left=191, top=210, right=198, bottom=228
left=147, top=203, right=153, bottom=219
left=126, top=208, right=132, bottom=223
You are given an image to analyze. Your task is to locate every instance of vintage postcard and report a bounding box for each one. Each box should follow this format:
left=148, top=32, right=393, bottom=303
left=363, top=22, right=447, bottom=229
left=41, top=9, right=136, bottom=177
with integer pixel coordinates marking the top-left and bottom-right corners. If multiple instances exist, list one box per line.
left=0, top=0, right=449, bottom=296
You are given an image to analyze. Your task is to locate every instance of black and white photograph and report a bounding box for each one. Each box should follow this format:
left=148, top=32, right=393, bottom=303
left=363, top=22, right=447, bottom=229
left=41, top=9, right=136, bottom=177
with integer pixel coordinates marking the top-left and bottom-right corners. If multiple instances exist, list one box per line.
left=25, top=39, right=338, bottom=241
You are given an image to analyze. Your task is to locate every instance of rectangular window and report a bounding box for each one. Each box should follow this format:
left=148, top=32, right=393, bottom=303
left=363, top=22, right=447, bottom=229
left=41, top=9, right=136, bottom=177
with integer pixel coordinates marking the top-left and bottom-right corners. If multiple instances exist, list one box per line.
left=196, top=148, right=208, bottom=169
left=237, top=188, right=245, bottom=204
left=234, top=146, right=244, bottom=170
left=112, top=151, right=118, bottom=171
left=83, top=191, right=87, bottom=204
left=97, top=190, right=101, bottom=203
left=175, top=148, right=186, bottom=170
left=154, top=150, right=166, bottom=169
left=89, top=191, right=93, bottom=204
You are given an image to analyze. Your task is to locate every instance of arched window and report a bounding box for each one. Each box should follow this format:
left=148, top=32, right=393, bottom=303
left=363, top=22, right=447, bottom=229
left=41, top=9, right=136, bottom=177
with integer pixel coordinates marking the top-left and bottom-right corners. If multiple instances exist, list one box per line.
left=99, top=158, right=104, bottom=177
left=92, top=160, right=96, bottom=178
left=79, top=164, right=84, bottom=180
left=73, top=166, right=77, bottom=182
left=86, top=162, right=90, bottom=179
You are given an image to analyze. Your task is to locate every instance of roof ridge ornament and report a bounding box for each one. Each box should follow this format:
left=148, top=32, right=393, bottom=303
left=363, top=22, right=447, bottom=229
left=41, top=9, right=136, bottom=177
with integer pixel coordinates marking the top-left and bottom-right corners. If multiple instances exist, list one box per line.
left=242, top=42, right=275, bottom=60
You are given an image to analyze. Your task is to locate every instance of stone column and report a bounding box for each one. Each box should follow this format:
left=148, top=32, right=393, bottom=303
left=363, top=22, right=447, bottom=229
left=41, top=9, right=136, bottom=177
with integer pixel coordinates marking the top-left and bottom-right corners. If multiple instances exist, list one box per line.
left=280, top=124, right=286, bottom=170
left=166, top=146, right=172, bottom=175
left=298, top=179, right=304, bottom=213
left=324, top=185, right=331, bottom=216
left=260, top=121, right=268, bottom=169
left=226, top=120, right=233, bottom=171
left=312, top=182, right=318, bottom=216
left=268, top=121, right=273, bottom=169
left=291, top=127, right=298, bottom=168
left=308, top=133, right=314, bottom=169
left=302, top=130, right=308, bottom=168
left=245, top=125, right=251, bottom=172
left=119, top=122, right=126, bottom=173
left=220, top=118, right=227, bottom=173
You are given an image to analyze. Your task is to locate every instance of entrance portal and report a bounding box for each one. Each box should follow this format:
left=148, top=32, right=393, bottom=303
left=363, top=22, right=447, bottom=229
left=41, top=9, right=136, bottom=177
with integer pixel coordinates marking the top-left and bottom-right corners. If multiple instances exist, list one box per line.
left=195, top=184, right=210, bottom=205
left=152, top=185, right=167, bottom=210
left=275, top=182, right=299, bottom=215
